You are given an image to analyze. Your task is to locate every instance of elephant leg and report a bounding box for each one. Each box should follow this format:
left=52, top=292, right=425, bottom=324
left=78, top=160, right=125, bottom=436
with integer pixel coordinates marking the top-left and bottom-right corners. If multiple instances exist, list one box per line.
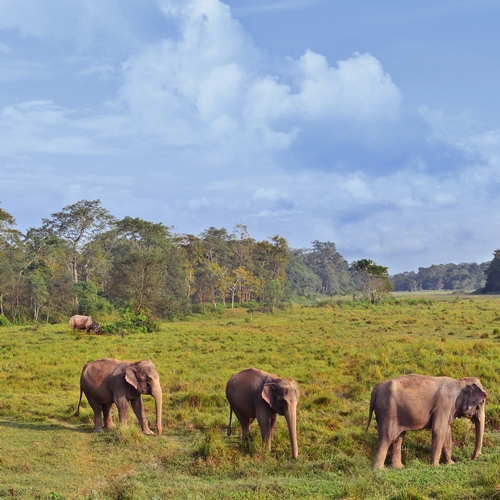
left=130, top=397, right=153, bottom=435
left=431, top=423, right=448, bottom=466
left=373, top=432, right=391, bottom=469
left=102, top=403, right=114, bottom=429
left=256, top=407, right=276, bottom=450
left=390, top=432, right=406, bottom=469
left=232, top=407, right=253, bottom=440
left=268, top=413, right=278, bottom=442
left=441, top=426, right=455, bottom=465
left=86, top=396, right=104, bottom=432
left=116, top=399, right=130, bottom=427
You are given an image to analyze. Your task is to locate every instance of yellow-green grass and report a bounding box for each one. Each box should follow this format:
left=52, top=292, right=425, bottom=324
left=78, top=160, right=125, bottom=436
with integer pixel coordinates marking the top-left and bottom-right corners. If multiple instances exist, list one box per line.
left=1, top=297, right=500, bottom=499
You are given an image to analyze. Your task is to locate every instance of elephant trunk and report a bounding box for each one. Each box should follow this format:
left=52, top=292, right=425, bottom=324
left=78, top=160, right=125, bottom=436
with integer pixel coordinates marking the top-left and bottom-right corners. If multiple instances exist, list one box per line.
left=470, top=403, right=485, bottom=460
left=284, top=401, right=299, bottom=459
left=151, top=381, right=163, bottom=436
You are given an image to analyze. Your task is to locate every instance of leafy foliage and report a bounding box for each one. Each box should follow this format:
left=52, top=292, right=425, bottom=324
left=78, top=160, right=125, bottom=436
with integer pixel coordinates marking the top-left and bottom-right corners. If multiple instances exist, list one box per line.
left=392, top=262, right=488, bottom=292
left=483, top=250, right=500, bottom=293
left=353, top=259, right=394, bottom=304
left=0, top=200, right=496, bottom=325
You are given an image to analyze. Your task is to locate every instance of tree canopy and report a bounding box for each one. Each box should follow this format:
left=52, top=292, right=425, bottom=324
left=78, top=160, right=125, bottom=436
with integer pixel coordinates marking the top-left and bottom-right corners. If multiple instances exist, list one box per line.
left=0, top=199, right=494, bottom=323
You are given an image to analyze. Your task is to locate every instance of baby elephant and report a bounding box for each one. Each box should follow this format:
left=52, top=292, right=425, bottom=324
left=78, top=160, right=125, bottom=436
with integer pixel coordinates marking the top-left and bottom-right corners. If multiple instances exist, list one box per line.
left=366, top=374, right=488, bottom=469
left=76, top=358, right=162, bottom=435
left=69, top=315, right=102, bottom=334
left=226, top=368, right=300, bottom=458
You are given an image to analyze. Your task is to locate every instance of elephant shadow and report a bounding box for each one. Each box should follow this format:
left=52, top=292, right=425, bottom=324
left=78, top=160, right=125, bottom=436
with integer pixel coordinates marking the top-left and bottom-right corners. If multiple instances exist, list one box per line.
left=0, top=419, right=90, bottom=434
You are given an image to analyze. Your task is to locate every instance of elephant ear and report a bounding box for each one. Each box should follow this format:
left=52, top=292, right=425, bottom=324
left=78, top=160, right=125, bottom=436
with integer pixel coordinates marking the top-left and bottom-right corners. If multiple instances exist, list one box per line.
left=467, top=384, right=488, bottom=409
left=262, top=383, right=275, bottom=408
left=125, top=367, right=139, bottom=390
left=461, top=383, right=488, bottom=417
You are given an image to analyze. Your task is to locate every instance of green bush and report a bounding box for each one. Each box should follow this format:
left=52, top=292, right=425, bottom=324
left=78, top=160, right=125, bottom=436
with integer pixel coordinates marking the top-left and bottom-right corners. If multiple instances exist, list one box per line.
left=0, top=314, right=11, bottom=327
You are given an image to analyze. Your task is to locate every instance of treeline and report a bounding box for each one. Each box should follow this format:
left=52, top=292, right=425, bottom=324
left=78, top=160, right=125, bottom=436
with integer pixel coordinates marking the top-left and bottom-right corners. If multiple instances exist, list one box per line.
left=1, top=199, right=496, bottom=324
left=391, top=263, right=488, bottom=293
left=0, top=200, right=361, bottom=324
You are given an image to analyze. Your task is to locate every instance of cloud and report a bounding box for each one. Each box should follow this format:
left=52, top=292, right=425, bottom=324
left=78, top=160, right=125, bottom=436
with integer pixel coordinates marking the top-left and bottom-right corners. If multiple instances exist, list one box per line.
left=116, top=0, right=402, bottom=160
left=1, top=0, right=498, bottom=274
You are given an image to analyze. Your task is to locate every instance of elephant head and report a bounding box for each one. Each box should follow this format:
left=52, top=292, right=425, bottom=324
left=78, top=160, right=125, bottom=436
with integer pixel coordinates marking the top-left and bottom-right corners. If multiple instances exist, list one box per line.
left=125, top=360, right=163, bottom=436
left=262, top=378, right=300, bottom=459
left=456, top=379, right=488, bottom=460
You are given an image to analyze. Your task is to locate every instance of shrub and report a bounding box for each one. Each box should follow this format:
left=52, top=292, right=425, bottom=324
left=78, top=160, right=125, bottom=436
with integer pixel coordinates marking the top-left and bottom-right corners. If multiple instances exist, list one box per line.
left=0, top=314, right=11, bottom=327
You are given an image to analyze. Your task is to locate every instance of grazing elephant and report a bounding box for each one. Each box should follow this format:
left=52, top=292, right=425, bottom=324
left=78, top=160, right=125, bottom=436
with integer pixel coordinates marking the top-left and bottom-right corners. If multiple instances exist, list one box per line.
left=76, top=358, right=162, bottom=436
left=366, top=374, right=488, bottom=469
left=69, top=315, right=102, bottom=334
left=226, top=368, right=300, bottom=458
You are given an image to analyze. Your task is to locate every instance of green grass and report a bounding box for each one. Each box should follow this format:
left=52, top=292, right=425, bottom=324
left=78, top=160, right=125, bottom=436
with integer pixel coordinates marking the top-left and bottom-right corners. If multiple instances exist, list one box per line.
left=1, top=297, right=500, bottom=498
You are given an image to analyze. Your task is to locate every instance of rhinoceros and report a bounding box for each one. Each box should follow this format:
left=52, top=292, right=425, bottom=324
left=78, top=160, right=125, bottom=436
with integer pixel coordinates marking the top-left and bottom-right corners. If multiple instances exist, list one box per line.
left=69, top=315, right=102, bottom=334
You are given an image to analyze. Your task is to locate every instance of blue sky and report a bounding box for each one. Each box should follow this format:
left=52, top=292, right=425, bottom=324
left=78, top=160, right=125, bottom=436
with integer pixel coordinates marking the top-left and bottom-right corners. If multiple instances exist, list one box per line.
left=1, top=0, right=499, bottom=273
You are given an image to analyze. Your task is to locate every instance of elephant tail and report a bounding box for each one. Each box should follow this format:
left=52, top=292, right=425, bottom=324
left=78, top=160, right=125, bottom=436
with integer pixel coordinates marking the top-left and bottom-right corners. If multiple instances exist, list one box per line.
left=75, top=389, right=83, bottom=417
left=227, top=407, right=233, bottom=436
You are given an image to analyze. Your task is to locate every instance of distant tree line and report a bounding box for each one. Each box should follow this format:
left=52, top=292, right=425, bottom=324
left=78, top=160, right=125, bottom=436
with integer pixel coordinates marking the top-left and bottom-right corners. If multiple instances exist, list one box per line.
left=0, top=200, right=366, bottom=323
left=391, top=263, right=488, bottom=293
left=1, top=199, right=495, bottom=324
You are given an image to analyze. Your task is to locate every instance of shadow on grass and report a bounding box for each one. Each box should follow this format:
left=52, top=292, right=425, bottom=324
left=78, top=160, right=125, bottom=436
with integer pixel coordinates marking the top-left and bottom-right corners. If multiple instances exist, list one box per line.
left=0, top=419, right=91, bottom=434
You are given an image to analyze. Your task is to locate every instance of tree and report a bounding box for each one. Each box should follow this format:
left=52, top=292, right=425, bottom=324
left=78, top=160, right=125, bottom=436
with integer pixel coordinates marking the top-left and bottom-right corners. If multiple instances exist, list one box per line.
left=108, top=217, right=188, bottom=318
left=0, top=203, right=21, bottom=248
left=42, top=200, right=115, bottom=282
left=264, top=278, right=285, bottom=312
left=483, top=250, right=500, bottom=293
left=0, top=204, right=21, bottom=317
left=353, top=259, right=394, bottom=304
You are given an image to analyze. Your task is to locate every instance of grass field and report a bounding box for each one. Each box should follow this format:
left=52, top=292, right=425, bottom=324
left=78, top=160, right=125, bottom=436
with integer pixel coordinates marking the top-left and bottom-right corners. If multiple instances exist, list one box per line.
left=2, top=296, right=500, bottom=499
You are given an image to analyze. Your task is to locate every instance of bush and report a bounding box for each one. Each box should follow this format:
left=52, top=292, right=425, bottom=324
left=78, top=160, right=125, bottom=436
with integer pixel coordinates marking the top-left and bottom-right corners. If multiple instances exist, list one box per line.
left=99, top=309, right=159, bottom=334
left=0, top=314, right=11, bottom=327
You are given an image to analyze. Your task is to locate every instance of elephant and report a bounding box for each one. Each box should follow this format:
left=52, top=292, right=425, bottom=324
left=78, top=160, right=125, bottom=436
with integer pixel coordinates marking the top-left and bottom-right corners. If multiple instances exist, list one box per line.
left=76, top=358, right=162, bottom=436
left=366, top=374, right=488, bottom=469
left=69, top=315, right=102, bottom=334
left=226, top=368, right=300, bottom=458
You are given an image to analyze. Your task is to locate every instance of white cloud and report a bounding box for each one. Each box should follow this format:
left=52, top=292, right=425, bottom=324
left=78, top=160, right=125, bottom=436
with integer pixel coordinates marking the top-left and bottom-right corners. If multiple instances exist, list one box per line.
left=294, top=51, right=401, bottom=123
left=116, top=0, right=402, bottom=158
left=1, top=0, right=498, bottom=274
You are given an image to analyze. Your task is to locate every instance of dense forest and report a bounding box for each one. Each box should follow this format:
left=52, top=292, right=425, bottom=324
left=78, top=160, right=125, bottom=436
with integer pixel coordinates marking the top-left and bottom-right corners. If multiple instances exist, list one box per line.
left=390, top=262, right=488, bottom=292
left=0, top=200, right=497, bottom=325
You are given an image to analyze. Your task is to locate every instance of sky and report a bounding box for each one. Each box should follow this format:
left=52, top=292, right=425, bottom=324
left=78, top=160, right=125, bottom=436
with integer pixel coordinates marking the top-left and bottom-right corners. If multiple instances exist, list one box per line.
left=1, top=0, right=499, bottom=274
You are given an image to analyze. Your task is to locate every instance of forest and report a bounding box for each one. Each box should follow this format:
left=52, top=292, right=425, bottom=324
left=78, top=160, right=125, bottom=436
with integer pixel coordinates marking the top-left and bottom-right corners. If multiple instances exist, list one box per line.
left=0, top=199, right=497, bottom=325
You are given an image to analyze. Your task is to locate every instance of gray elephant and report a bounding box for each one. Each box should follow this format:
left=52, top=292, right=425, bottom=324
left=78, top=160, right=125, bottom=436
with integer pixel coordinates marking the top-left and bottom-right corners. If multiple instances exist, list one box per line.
left=76, top=358, right=162, bottom=435
left=70, top=315, right=102, bottom=334
left=226, top=368, right=300, bottom=458
left=366, top=374, right=488, bottom=469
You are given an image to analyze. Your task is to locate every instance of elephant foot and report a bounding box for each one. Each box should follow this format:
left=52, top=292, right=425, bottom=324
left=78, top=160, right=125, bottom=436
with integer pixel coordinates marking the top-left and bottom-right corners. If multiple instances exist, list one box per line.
left=443, top=459, right=455, bottom=465
left=391, top=463, right=404, bottom=469
left=93, top=428, right=103, bottom=433
left=142, top=429, right=154, bottom=435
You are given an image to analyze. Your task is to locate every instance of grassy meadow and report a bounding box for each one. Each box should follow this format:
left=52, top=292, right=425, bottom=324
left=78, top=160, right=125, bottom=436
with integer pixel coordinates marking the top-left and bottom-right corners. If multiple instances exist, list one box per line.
left=2, top=296, right=500, bottom=499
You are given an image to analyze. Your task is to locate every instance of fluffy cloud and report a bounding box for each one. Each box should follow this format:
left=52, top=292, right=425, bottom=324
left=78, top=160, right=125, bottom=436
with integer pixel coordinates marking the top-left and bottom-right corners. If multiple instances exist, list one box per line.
left=1, top=0, right=499, bottom=274
left=113, top=0, right=403, bottom=167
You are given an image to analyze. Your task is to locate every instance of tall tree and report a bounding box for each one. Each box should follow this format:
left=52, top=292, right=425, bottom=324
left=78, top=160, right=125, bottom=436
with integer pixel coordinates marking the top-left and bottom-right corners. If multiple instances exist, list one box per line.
left=353, top=259, right=394, bottom=304
left=302, top=241, right=352, bottom=294
left=108, top=217, right=188, bottom=318
left=483, top=250, right=500, bottom=293
left=42, top=200, right=115, bottom=282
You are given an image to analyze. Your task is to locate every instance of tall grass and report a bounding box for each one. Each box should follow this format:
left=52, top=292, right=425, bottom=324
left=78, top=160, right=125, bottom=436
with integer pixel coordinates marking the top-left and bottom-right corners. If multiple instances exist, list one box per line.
left=1, top=297, right=500, bottom=498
